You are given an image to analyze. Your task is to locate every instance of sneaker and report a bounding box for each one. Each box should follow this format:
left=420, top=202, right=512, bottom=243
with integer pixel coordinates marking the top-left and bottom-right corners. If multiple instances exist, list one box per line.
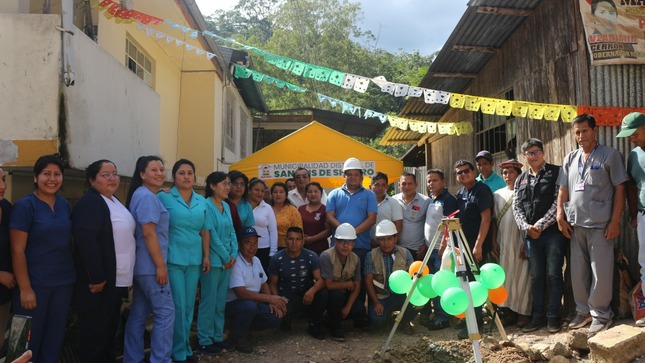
left=568, top=314, right=592, bottom=329
left=196, top=344, right=223, bottom=355
left=235, top=340, right=253, bottom=354
left=547, top=317, right=561, bottom=333
left=521, top=316, right=546, bottom=333
left=427, top=319, right=450, bottom=331
left=636, top=317, right=645, bottom=327
left=330, top=329, right=346, bottom=342
left=588, top=318, right=612, bottom=334
left=307, top=323, right=325, bottom=340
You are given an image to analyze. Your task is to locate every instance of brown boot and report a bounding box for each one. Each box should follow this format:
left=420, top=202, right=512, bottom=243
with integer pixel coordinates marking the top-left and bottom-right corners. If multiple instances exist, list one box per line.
left=516, top=314, right=531, bottom=329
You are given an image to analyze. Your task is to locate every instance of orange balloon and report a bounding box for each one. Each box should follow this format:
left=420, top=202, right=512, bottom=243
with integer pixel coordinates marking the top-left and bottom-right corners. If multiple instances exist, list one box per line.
left=455, top=312, right=466, bottom=319
left=408, top=261, right=430, bottom=277
left=488, top=286, right=508, bottom=305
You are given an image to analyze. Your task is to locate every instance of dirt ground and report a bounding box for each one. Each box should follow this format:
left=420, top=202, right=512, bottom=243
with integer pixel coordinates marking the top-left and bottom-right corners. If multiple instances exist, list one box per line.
left=195, top=313, right=642, bottom=363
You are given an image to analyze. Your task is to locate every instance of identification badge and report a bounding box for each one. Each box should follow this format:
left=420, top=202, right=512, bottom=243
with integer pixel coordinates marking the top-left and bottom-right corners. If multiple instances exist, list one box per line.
left=575, top=181, right=585, bottom=191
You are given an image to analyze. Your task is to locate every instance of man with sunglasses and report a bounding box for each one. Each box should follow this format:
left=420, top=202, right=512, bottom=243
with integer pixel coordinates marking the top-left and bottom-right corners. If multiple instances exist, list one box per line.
left=453, top=160, right=493, bottom=339
left=512, top=138, right=565, bottom=333
left=556, top=114, right=627, bottom=334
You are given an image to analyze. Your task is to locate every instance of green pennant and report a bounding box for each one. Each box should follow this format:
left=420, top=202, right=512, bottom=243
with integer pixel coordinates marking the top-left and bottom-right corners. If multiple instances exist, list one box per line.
left=290, top=61, right=306, bottom=76
left=275, top=80, right=286, bottom=88
left=328, top=70, right=345, bottom=86
left=251, top=71, right=264, bottom=82
left=303, top=64, right=317, bottom=78
left=234, top=65, right=252, bottom=79
left=263, top=76, right=275, bottom=85
left=276, top=58, right=293, bottom=70
left=314, top=67, right=332, bottom=82
left=286, top=83, right=307, bottom=93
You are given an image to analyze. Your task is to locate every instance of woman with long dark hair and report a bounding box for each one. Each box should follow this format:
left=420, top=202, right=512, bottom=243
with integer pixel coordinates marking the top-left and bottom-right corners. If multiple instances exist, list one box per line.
left=157, top=159, right=211, bottom=362
left=247, top=178, right=277, bottom=271
left=226, top=170, right=255, bottom=231
left=197, top=172, right=237, bottom=355
left=270, top=182, right=302, bottom=251
left=123, top=156, right=174, bottom=363
left=10, top=154, right=76, bottom=363
left=298, top=182, right=330, bottom=255
left=73, top=159, right=135, bottom=363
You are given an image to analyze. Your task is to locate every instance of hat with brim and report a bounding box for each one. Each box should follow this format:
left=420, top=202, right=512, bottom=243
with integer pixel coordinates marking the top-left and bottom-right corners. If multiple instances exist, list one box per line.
left=498, top=159, right=523, bottom=169
left=616, top=112, right=645, bottom=138
left=238, top=227, right=262, bottom=240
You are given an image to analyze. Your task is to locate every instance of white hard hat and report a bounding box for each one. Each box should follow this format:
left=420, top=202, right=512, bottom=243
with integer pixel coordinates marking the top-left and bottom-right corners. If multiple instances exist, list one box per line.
left=342, top=157, right=362, bottom=172
left=375, top=220, right=397, bottom=237
left=334, top=223, right=357, bottom=240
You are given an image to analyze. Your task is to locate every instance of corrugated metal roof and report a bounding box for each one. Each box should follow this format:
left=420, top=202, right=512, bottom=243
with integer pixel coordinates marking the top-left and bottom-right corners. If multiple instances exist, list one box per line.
left=400, top=0, right=545, bottom=118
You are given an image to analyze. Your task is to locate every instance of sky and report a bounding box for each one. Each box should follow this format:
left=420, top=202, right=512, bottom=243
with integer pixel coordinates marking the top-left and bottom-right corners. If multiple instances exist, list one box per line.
left=194, top=0, right=469, bottom=56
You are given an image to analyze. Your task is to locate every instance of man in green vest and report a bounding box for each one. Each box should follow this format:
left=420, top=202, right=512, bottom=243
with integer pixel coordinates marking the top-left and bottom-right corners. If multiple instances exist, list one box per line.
left=364, top=220, right=415, bottom=333
left=319, top=223, right=365, bottom=342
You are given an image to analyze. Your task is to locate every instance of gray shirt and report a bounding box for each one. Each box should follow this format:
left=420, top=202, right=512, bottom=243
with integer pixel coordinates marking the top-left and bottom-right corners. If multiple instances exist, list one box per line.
left=370, top=195, right=404, bottom=240
left=557, top=144, right=628, bottom=228
left=393, top=192, right=430, bottom=250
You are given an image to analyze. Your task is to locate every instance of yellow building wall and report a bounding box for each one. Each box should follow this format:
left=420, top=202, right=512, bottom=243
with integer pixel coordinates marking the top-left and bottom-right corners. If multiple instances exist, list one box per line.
left=178, top=71, right=217, bottom=182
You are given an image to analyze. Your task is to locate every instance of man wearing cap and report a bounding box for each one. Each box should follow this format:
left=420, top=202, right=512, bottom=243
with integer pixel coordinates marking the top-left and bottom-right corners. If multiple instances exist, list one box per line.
left=319, top=223, right=365, bottom=341
left=556, top=114, right=628, bottom=334
left=364, top=220, right=415, bottom=332
left=422, top=168, right=458, bottom=330
left=393, top=172, right=430, bottom=260
left=267, top=227, right=328, bottom=339
left=513, top=138, right=566, bottom=333
left=616, top=112, right=645, bottom=327
left=475, top=150, right=506, bottom=192
left=288, top=167, right=328, bottom=208
left=369, top=172, right=403, bottom=247
left=224, top=227, right=288, bottom=353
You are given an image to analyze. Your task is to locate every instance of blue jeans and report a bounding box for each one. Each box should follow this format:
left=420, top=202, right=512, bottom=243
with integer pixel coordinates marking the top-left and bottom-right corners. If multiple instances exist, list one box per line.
left=124, top=275, right=175, bottom=363
left=526, top=230, right=566, bottom=318
left=225, top=299, right=281, bottom=343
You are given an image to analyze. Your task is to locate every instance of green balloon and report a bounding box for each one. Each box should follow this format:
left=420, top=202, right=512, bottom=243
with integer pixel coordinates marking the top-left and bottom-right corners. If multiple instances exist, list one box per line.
left=479, top=263, right=506, bottom=289
left=417, top=274, right=437, bottom=298
left=389, top=270, right=412, bottom=294
left=469, top=281, right=488, bottom=307
left=408, top=286, right=430, bottom=306
left=431, top=270, right=460, bottom=296
left=440, top=287, right=469, bottom=315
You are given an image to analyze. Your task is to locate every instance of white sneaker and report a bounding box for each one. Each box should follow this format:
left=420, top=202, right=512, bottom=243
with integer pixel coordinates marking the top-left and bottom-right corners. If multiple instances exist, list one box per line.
left=636, top=317, right=645, bottom=327
left=589, top=318, right=612, bottom=334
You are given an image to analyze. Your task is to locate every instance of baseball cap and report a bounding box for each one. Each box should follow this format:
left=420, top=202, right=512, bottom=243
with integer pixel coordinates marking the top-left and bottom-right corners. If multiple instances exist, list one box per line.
left=238, top=227, right=262, bottom=240
left=475, top=150, right=493, bottom=162
left=616, top=112, right=645, bottom=138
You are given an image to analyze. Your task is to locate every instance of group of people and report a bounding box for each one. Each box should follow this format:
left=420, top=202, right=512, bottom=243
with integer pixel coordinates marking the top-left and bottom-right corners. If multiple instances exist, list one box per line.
left=1, top=111, right=645, bottom=362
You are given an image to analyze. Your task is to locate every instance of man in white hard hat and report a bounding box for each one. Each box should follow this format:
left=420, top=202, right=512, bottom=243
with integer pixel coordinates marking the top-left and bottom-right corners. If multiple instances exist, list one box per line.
left=319, top=223, right=364, bottom=342
left=327, top=157, right=377, bottom=262
left=364, top=220, right=415, bottom=333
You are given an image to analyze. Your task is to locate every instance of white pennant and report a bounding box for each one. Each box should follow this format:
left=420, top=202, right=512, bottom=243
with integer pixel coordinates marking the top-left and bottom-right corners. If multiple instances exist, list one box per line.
left=175, top=39, right=184, bottom=47
left=196, top=49, right=205, bottom=55
left=155, top=32, right=165, bottom=39
left=206, top=52, right=216, bottom=60
left=165, top=35, right=173, bottom=44
left=394, top=84, right=409, bottom=97
left=408, top=87, right=423, bottom=97
left=353, top=76, right=370, bottom=93
left=145, top=28, right=154, bottom=37
left=185, top=44, right=195, bottom=52
left=371, top=76, right=389, bottom=88
left=341, top=74, right=357, bottom=89
left=381, top=83, right=395, bottom=95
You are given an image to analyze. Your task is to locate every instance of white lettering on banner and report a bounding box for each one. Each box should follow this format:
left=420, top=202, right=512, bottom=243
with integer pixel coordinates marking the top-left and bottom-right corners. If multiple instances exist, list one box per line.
left=258, top=161, right=376, bottom=179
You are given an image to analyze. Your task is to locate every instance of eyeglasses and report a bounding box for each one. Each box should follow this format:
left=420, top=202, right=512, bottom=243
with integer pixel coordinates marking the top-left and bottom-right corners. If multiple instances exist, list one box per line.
left=231, top=181, right=246, bottom=187
left=336, top=240, right=355, bottom=246
left=98, top=172, right=119, bottom=179
left=524, top=149, right=543, bottom=157
left=295, top=174, right=309, bottom=179
left=456, top=169, right=471, bottom=176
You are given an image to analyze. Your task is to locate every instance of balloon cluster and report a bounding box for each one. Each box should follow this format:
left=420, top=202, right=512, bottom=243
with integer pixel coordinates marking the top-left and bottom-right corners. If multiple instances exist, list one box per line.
left=387, top=262, right=508, bottom=316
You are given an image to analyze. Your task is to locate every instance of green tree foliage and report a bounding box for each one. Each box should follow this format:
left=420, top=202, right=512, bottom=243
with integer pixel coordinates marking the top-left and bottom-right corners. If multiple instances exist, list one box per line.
left=205, top=0, right=434, bottom=158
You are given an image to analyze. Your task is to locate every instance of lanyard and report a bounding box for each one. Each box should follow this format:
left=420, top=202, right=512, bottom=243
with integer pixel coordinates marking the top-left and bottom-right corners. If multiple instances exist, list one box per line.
left=577, top=143, right=599, bottom=179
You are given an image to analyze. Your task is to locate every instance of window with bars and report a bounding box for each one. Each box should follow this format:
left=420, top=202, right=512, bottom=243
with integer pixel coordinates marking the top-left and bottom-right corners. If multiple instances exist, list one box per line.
left=125, top=38, right=153, bottom=87
left=240, top=107, right=248, bottom=157
left=474, top=89, right=516, bottom=158
left=225, top=98, right=235, bottom=152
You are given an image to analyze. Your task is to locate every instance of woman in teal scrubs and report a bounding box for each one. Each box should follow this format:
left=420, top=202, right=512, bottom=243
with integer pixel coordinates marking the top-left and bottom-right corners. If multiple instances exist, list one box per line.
left=197, top=172, right=238, bottom=355
left=158, top=159, right=211, bottom=363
